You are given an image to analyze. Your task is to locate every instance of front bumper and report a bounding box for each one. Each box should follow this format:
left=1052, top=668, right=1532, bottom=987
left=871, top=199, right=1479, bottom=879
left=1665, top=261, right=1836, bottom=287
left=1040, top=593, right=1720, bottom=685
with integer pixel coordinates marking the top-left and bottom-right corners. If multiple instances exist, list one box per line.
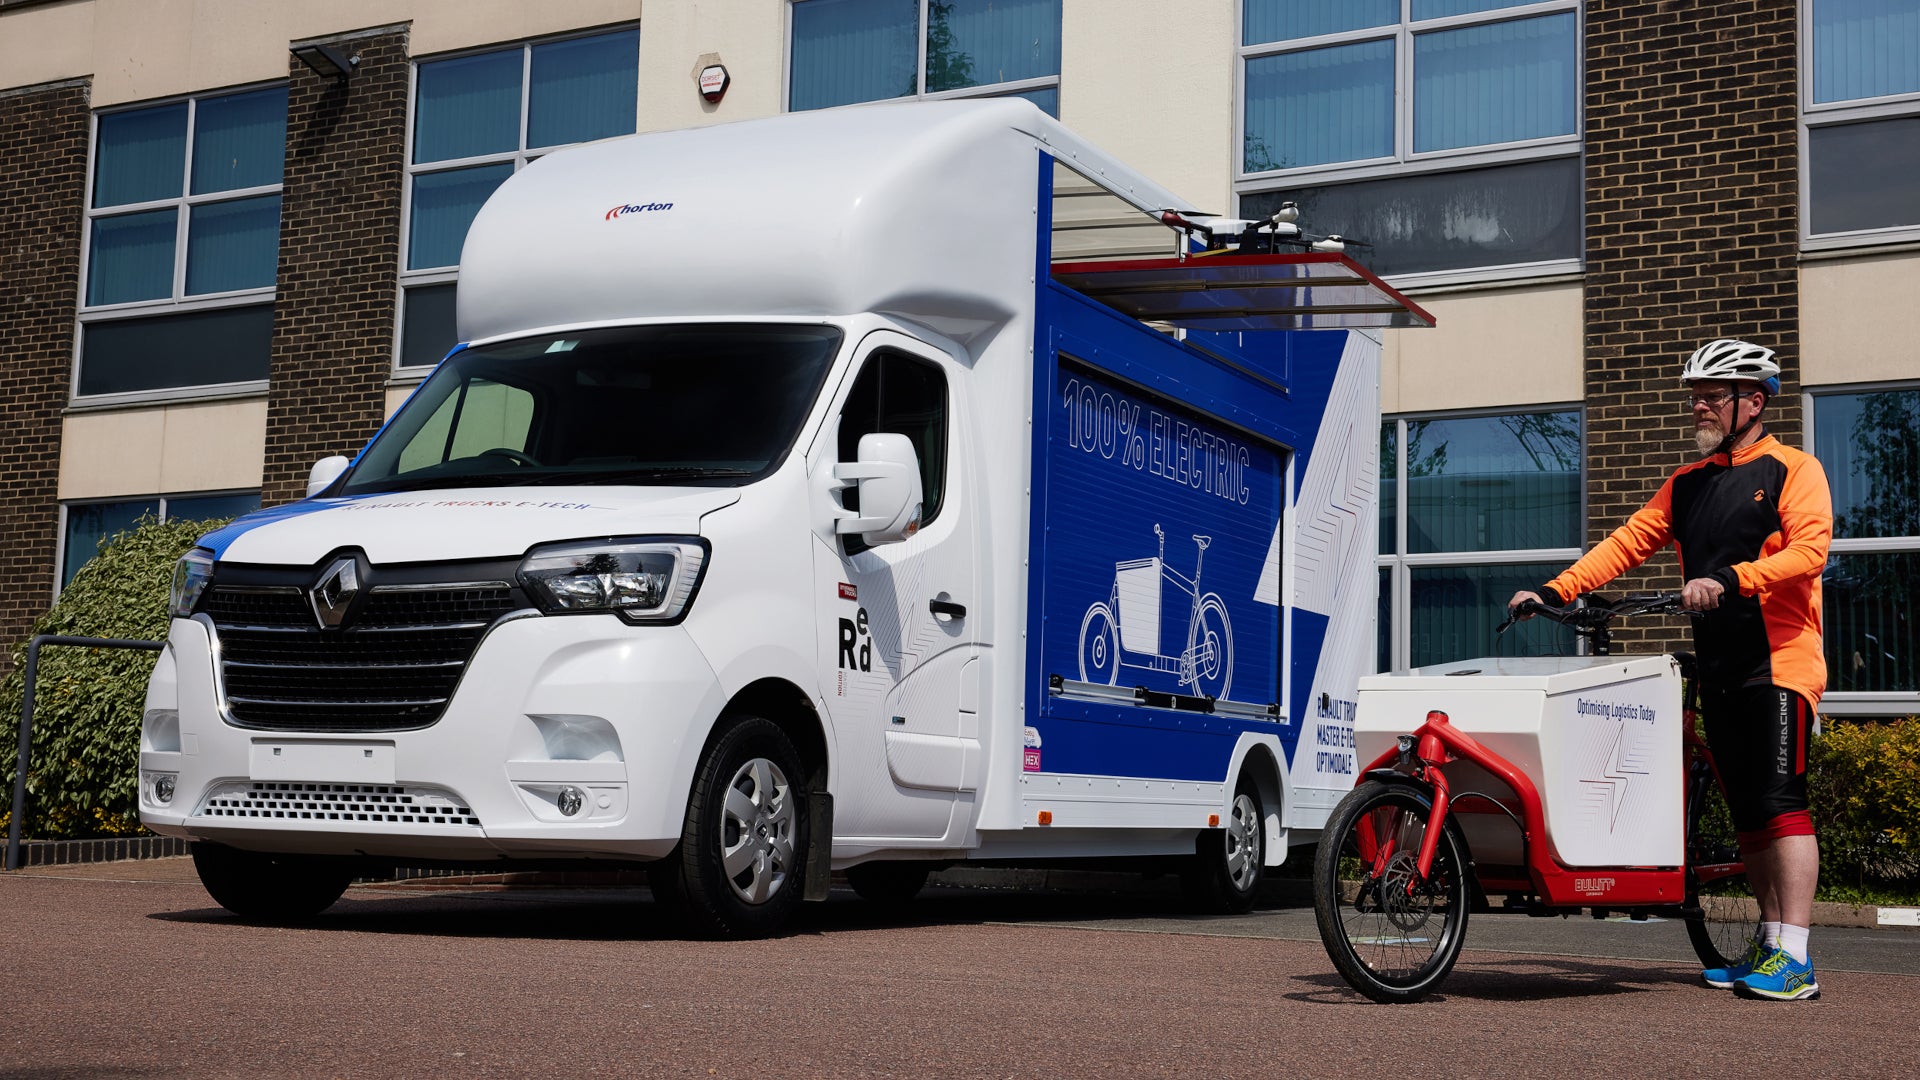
left=138, top=613, right=726, bottom=861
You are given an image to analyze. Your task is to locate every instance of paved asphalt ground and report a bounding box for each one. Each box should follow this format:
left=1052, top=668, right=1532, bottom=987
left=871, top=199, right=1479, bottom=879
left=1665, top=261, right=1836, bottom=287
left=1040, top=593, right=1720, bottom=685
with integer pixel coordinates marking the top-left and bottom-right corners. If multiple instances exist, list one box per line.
left=4, top=859, right=1917, bottom=1078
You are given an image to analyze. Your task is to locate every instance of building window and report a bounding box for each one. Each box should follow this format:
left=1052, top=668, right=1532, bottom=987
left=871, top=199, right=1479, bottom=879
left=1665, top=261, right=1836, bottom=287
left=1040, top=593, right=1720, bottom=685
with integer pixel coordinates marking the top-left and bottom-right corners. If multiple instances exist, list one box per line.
left=400, top=27, right=640, bottom=372
left=1236, top=0, right=1582, bottom=283
left=78, top=86, right=288, bottom=400
left=1802, top=0, right=1920, bottom=247
left=788, top=0, right=1062, bottom=115
left=59, top=491, right=261, bottom=590
left=1377, top=408, right=1584, bottom=670
left=1810, top=384, right=1920, bottom=714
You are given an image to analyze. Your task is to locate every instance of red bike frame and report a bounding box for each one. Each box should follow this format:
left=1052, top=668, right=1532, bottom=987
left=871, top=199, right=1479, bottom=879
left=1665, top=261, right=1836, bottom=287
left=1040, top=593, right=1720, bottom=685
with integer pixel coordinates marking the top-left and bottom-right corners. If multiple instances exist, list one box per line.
left=1356, top=705, right=1741, bottom=911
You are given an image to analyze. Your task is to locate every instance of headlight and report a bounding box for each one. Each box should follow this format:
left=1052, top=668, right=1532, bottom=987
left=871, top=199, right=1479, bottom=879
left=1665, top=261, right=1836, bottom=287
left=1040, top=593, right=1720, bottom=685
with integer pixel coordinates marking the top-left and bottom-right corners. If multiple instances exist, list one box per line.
left=516, top=539, right=707, bottom=624
left=169, top=549, right=215, bottom=618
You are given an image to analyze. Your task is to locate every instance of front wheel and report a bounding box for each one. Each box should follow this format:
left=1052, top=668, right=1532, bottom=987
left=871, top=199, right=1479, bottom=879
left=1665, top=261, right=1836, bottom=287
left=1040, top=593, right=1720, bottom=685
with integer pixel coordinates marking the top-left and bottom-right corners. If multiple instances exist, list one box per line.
left=1078, top=603, right=1120, bottom=684
left=1181, top=781, right=1264, bottom=913
left=190, top=842, right=354, bottom=921
left=1313, top=780, right=1470, bottom=1004
left=651, top=716, right=809, bottom=938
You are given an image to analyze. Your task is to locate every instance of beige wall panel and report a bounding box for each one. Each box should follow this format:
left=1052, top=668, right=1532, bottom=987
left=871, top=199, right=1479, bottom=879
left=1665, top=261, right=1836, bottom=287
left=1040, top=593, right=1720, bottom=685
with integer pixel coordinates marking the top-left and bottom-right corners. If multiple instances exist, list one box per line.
left=407, top=0, right=640, bottom=58
left=156, top=399, right=269, bottom=492
left=21, top=1, right=647, bottom=105
left=1060, top=0, right=1232, bottom=213
left=1380, top=283, right=1584, bottom=414
left=61, top=400, right=266, bottom=499
left=0, top=0, right=96, bottom=92
left=386, top=384, right=417, bottom=419
left=635, top=0, right=785, bottom=132
left=60, top=408, right=165, bottom=499
left=1801, top=253, right=1920, bottom=387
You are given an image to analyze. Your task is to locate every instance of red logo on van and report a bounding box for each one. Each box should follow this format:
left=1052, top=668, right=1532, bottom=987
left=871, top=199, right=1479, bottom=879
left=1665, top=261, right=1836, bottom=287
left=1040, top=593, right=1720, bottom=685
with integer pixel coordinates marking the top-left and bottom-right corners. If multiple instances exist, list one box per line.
left=604, top=201, right=674, bottom=221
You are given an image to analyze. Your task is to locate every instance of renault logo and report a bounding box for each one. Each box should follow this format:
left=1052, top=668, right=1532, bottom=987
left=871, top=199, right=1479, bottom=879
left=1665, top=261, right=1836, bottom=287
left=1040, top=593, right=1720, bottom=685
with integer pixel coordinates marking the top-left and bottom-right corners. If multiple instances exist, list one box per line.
left=309, top=556, right=361, bottom=629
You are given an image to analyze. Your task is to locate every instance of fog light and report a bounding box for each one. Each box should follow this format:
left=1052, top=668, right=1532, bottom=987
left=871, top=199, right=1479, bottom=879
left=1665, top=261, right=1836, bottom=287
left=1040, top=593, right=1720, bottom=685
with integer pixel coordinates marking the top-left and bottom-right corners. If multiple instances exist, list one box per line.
left=154, top=775, right=176, bottom=804
left=557, top=786, right=585, bottom=817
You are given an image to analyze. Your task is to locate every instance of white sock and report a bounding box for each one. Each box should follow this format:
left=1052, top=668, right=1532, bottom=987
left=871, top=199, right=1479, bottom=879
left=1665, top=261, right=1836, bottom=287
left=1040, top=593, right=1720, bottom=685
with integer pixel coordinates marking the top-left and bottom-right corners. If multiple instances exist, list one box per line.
left=1779, top=924, right=1810, bottom=964
left=1761, top=920, right=1782, bottom=949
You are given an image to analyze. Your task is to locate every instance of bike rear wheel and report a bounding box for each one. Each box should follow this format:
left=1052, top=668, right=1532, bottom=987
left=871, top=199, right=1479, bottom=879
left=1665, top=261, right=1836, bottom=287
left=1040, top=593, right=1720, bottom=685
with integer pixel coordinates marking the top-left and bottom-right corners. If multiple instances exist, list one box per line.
left=1685, top=867, right=1755, bottom=970
left=1314, top=780, right=1470, bottom=1004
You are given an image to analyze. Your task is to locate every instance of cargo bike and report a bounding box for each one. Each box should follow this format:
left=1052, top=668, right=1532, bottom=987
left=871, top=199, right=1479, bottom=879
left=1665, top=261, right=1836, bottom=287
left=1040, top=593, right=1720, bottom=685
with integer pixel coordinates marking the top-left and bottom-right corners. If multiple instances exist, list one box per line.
left=1313, top=593, right=1753, bottom=1003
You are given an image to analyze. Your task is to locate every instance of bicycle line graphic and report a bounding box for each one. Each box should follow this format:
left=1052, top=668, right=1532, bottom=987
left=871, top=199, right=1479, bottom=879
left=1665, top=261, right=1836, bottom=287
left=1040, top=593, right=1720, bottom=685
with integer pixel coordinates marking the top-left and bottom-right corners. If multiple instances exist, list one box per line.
left=1077, top=523, right=1235, bottom=700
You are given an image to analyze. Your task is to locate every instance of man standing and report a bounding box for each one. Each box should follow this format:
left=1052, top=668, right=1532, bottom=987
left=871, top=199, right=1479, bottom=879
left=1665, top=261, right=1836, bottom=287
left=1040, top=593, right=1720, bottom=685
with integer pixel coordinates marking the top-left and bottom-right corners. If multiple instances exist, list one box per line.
left=1509, top=338, right=1831, bottom=1001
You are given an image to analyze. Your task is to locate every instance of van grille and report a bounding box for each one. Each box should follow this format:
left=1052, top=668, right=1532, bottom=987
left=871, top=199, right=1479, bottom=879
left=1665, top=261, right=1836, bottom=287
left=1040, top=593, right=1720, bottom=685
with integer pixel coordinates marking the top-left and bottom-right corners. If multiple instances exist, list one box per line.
left=197, top=781, right=481, bottom=827
left=205, top=582, right=521, bottom=731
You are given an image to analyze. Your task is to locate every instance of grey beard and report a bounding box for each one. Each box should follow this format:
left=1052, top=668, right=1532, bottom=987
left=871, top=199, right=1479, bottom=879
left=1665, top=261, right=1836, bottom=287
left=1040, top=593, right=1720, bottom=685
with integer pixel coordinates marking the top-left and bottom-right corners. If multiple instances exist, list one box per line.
left=1695, top=425, right=1724, bottom=455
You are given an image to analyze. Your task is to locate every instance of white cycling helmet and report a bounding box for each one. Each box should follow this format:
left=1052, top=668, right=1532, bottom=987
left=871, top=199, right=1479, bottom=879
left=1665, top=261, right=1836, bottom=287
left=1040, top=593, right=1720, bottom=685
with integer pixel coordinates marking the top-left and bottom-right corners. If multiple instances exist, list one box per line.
left=1682, top=338, right=1781, bottom=395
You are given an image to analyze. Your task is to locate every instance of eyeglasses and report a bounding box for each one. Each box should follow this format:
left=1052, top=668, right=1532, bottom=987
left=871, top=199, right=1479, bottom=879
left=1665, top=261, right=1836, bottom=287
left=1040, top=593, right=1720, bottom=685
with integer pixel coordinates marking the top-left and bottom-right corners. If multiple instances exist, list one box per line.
left=1685, top=389, right=1750, bottom=408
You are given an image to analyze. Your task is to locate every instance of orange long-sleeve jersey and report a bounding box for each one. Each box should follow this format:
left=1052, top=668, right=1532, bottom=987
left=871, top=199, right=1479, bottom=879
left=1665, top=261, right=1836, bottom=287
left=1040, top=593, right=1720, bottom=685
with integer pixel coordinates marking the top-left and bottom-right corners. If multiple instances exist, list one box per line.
left=1542, top=433, right=1832, bottom=705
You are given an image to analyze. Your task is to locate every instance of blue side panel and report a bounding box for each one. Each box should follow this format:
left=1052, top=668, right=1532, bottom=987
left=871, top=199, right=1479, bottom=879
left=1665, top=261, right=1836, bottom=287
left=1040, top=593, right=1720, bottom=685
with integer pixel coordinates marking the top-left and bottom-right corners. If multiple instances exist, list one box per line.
left=1024, top=151, right=1358, bottom=783
left=1287, top=609, right=1330, bottom=737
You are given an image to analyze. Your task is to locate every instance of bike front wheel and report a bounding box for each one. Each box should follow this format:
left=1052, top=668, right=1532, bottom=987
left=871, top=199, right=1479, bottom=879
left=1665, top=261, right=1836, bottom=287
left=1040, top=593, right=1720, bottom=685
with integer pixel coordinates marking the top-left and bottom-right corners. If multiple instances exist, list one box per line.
left=1314, top=780, right=1471, bottom=1004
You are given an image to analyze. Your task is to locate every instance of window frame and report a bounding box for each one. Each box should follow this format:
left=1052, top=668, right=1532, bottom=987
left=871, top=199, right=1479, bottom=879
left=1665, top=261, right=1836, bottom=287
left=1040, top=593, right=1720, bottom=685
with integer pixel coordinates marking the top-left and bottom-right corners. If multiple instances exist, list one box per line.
left=396, top=24, right=642, bottom=379
left=835, top=346, right=952, bottom=556
left=75, top=81, right=288, bottom=408
left=782, top=0, right=1063, bottom=114
left=1376, top=403, right=1587, bottom=672
left=1804, top=378, right=1920, bottom=716
left=1233, top=0, right=1584, bottom=289
left=1798, top=0, right=1920, bottom=251
left=54, top=488, right=261, bottom=597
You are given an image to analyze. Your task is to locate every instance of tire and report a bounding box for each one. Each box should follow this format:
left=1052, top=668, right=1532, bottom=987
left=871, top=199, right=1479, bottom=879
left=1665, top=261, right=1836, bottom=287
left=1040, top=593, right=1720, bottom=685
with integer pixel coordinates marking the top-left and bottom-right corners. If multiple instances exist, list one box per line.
left=1186, top=595, right=1233, bottom=700
left=1685, top=867, right=1755, bottom=970
left=1683, top=766, right=1753, bottom=969
left=1181, top=780, right=1265, bottom=914
left=651, top=716, right=809, bottom=938
left=1078, top=603, right=1120, bottom=684
left=845, top=861, right=933, bottom=905
left=1313, top=780, right=1470, bottom=1004
left=190, top=842, right=353, bottom=921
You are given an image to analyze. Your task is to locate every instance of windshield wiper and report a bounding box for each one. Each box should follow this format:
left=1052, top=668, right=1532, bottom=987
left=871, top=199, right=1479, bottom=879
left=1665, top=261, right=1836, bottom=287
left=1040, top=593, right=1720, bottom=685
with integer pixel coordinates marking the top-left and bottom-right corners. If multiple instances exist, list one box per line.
left=342, top=471, right=558, bottom=496
left=576, top=466, right=761, bottom=485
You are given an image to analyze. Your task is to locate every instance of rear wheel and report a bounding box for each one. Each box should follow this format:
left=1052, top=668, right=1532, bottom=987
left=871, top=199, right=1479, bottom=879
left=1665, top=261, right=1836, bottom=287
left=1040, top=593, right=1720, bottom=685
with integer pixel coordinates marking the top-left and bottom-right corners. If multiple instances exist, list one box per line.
left=1313, top=780, right=1470, bottom=1004
left=1683, top=766, right=1753, bottom=969
left=190, top=842, right=353, bottom=921
left=1181, top=781, right=1264, bottom=913
left=845, top=861, right=933, bottom=905
left=650, top=716, right=809, bottom=939
left=1685, top=868, right=1755, bottom=970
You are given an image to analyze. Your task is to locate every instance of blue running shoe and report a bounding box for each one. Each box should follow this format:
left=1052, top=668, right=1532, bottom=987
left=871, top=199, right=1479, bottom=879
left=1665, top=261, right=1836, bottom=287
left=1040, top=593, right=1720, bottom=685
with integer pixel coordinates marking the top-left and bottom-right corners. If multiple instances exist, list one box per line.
left=1701, top=935, right=1765, bottom=989
left=1735, top=948, right=1820, bottom=1001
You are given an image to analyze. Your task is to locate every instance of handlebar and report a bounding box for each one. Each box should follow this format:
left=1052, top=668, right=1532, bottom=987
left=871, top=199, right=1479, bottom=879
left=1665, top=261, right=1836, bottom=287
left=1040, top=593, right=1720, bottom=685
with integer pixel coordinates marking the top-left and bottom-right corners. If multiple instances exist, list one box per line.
left=1496, top=591, right=1695, bottom=637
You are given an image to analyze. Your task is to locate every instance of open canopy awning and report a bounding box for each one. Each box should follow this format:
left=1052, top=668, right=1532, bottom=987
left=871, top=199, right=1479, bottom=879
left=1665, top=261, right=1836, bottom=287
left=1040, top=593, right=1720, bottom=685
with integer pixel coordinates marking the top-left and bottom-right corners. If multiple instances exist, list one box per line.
left=1050, top=252, right=1435, bottom=332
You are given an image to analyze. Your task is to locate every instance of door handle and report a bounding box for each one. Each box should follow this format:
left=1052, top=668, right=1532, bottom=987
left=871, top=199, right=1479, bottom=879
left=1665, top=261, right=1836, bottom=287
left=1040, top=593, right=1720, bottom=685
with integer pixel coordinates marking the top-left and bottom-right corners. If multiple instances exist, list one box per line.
left=929, top=599, right=967, bottom=620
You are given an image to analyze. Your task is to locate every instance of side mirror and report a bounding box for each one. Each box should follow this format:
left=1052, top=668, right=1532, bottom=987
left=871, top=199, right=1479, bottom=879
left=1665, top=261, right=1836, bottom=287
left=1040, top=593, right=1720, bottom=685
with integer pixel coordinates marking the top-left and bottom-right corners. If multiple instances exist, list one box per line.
left=306, top=455, right=350, bottom=497
left=833, top=433, right=923, bottom=544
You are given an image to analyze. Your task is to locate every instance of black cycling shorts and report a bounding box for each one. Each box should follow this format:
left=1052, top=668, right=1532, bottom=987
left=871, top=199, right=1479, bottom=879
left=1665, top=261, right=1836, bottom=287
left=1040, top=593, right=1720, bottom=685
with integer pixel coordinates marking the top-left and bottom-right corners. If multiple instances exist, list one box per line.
left=1699, top=682, right=1815, bottom=840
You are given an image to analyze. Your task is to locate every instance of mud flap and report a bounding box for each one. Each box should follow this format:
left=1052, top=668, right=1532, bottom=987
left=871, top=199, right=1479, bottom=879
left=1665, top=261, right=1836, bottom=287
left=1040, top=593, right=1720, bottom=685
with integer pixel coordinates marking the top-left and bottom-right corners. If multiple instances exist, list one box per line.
left=804, top=790, right=834, bottom=901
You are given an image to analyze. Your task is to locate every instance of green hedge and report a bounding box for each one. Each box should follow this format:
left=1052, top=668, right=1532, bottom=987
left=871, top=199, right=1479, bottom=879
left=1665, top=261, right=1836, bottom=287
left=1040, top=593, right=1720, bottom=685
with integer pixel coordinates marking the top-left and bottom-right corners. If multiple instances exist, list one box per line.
left=0, top=517, right=220, bottom=840
left=1810, top=716, right=1920, bottom=903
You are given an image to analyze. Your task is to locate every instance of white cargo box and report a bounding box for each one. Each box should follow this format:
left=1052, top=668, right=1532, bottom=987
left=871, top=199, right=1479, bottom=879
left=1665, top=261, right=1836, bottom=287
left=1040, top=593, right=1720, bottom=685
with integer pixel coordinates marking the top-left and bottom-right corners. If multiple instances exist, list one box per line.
left=1354, top=655, right=1683, bottom=868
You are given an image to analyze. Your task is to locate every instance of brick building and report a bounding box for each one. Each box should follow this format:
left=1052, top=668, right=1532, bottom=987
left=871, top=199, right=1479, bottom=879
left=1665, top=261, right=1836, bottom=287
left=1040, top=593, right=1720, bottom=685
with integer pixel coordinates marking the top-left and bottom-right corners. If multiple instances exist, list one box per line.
left=0, top=0, right=1914, bottom=716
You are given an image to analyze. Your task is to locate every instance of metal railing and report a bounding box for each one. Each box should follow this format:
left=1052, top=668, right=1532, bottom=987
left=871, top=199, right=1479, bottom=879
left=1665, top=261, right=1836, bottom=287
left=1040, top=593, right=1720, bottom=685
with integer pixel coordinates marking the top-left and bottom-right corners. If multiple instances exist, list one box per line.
left=7, top=635, right=164, bottom=871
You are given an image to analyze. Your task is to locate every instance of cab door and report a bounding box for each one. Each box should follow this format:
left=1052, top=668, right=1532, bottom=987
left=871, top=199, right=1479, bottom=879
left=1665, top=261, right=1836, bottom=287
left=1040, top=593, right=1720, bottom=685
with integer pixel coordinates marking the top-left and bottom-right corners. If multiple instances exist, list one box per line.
left=810, top=332, right=979, bottom=841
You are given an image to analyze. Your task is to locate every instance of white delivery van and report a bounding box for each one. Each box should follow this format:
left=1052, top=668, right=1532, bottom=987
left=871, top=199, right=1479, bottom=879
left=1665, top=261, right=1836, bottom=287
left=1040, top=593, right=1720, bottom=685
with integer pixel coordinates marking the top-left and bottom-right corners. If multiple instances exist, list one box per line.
left=139, top=100, right=1431, bottom=936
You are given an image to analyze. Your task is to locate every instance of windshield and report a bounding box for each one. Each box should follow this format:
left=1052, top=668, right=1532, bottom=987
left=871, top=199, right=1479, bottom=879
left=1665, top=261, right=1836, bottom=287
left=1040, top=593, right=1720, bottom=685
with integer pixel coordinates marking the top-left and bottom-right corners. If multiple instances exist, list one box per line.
left=342, top=324, right=842, bottom=496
